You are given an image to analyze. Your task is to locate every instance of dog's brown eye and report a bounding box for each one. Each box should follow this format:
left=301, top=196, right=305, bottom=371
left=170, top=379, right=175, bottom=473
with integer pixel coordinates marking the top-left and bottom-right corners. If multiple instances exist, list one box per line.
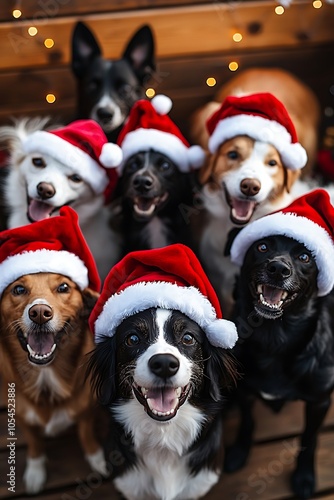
left=268, top=159, right=277, bottom=167
left=12, top=285, right=27, bottom=296
left=32, top=157, right=46, bottom=168
left=68, top=173, right=82, bottom=183
left=125, top=334, right=140, bottom=346
left=182, top=333, right=196, bottom=346
left=299, top=253, right=310, bottom=263
left=227, top=151, right=238, bottom=160
left=57, top=283, right=70, bottom=293
left=257, top=243, right=268, bottom=253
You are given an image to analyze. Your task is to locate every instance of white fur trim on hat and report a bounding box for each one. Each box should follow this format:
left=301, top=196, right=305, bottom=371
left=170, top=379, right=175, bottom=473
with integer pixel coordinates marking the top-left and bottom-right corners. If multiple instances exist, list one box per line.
left=208, top=115, right=307, bottom=170
left=230, top=212, right=334, bottom=296
left=0, top=249, right=89, bottom=295
left=151, top=94, right=172, bottom=115
left=119, top=129, right=195, bottom=173
left=23, top=131, right=109, bottom=194
left=99, top=143, right=123, bottom=167
left=94, top=281, right=238, bottom=348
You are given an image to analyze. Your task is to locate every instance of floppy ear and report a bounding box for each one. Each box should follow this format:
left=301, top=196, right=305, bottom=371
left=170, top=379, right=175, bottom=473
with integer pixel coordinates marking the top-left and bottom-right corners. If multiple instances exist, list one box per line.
left=81, top=288, right=100, bottom=320
left=86, top=336, right=118, bottom=406
left=204, top=343, right=239, bottom=402
left=122, top=25, right=155, bottom=83
left=284, top=167, right=301, bottom=194
left=224, top=227, right=244, bottom=257
left=71, top=21, right=102, bottom=78
left=198, top=153, right=216, bottom=185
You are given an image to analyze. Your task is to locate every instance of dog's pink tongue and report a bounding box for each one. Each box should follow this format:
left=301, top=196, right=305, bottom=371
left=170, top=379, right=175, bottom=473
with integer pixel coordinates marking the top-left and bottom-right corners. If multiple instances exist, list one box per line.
left=28, top=200, right=53, bottom=221
left=231, top=198, right=256, bottom=223
left=146, top=387, right=178, bottom=413
left=263, top=285, right=284, bottom=305
left=27, top=332, right=54, bottom=355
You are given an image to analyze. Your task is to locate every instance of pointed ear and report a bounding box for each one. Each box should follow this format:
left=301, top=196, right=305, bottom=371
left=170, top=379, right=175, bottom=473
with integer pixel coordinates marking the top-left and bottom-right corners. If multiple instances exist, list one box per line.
left=122, top=25, right=155, bottom=83
left=71, top=21, right=102, bottom=78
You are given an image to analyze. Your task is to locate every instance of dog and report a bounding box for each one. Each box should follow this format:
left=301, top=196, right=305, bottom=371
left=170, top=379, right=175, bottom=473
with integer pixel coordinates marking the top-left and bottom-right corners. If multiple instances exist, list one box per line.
left=189, top=87, right=312, bottom=317
left=110, top=150, right=196, bottom=253
left=71, top=21, right=155, bottom=142
left=87, top=243, right=239, bottom=500
left=0, top=272, right=108, bottom=494
left=226, top=190, right=334, bottom=499
left=0, top=117, right=122, bottom=281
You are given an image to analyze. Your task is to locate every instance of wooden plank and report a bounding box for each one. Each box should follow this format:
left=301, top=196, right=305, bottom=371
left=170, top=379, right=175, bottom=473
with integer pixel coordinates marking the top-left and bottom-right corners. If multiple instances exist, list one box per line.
left=0, top=1, right=333, bottom=71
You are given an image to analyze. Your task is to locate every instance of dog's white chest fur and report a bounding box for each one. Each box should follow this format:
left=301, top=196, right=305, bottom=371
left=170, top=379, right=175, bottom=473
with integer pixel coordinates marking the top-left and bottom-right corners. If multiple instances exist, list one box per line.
left=113, top=400, right=218, bottom=500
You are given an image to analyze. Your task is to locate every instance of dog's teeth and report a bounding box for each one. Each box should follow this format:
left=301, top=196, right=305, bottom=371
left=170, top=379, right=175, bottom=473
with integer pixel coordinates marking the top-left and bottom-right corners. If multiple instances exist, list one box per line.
left=50, top=344, right=56, bottom=353
left=141, top=387, right=148, bottom=398
left=257, top=284, right=263, bottom=294
left=282, top=291, right=288, bottom=300
left=27, top=344, right=35, bottom=356
left=175, top=387, right=181, bottom=398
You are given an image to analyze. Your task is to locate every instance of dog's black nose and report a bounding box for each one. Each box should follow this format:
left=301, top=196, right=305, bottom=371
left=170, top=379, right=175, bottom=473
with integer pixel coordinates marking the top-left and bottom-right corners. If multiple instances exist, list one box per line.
left=267, top=259, right=291, bottom=279
left=29, top=304, right=53, bottom=325
left=148, top=353, right=180, bottom=378
left=37, top=182, right=55, bottom=200
left=133, top=175, right=153, bottom=192
left=240, top=178, right=261, bottom=197
left=96, top=108, right=114, bottom=121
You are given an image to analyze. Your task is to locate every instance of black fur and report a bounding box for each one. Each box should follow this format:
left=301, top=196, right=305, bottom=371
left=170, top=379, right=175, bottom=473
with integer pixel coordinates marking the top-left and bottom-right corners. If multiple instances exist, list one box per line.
left=225, top=235, right=334, bottom=499
left=71, top=22, right=155, bottom=142
left=87, top=308, right=237, bottom=485
left=111, top=151, right=197, bottom=254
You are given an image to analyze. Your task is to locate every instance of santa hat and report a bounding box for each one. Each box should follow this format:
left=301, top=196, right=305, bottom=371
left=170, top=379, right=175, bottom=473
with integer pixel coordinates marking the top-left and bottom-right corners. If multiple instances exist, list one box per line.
left=22, top=119, right=122, bottom=196
left=117, top=95, right=206, bottom=173
left=230, top=189, right=334, bottom=297
left=207, top=93, right=307, bottom=171
left=89, top=243, right=238, bottom=349
left=0, top=206, right=100, bottom=295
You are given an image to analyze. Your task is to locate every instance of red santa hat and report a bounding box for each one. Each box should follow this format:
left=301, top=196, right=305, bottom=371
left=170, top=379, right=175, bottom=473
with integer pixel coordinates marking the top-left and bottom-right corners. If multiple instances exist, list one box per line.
left=206, top=93, right=307, bottom=171
left=0, top=206, right=101, bottom=295
left=22, top=119, right=122, bottom=196
left=117, top=95, right=206, bottom=173
left=89, top=243, right=238, bottom=349
left=230, top=189, right=334, bottom=297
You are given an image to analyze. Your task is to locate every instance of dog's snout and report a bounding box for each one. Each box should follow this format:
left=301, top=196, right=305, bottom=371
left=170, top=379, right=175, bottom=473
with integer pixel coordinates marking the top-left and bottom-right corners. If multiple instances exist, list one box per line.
left=37, top=182, right=55, bottom=200
left=240, top=178, right=261, bottom=197
left=133, top=175, right=154, bottom=192
left=29, top=304, right=53, bottom=325
left=148, top=353, right=180, bottom=378
left=96, top=108, right=114, bottom=121
left=266, top=259, right=291, bottom=279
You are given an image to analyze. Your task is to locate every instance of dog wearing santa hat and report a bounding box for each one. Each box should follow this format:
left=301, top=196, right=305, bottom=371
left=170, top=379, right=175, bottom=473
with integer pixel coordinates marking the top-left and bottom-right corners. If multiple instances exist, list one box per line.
left=0, top=118, right=123, bottom=281
left=190, top=92, right=309, bottom=317
left=110, top=94, right=205, bottom=254
left=227, top=189, right=334, bottom=499
left=0, top=207, right=108, bottom=494
left=87, top=243, right=239, bottom=500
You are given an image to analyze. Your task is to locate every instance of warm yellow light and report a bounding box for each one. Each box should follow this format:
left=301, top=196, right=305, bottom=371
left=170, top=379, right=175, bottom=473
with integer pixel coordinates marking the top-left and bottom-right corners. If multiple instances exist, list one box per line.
left=12, top=9, right=22, bottom=18
left=28, top=27, right=38, bottom=37
left=46, top=93, right=56, bottom=104
left=44, top=38, right=54, bottom=48
left=275, top=6, right=285, bottom=15
left=206, top=77, right=217, bottom=87
left=313, top=0, right=322, bottom=8
left=232, top=32, right=243, bottom=43
left=229, top=61, right=239, bottom=72
left=146, top=88, right=155, bottom=98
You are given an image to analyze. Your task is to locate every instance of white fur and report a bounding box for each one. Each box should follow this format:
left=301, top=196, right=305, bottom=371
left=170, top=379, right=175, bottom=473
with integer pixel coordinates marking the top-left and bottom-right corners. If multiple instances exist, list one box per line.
left=23, top=455, right=47, bottom=494
left=32, top=368, right=70, bottom=401
left=45, top=409, right=74, bottom=436
left=86, top=448, right=109, bottom=478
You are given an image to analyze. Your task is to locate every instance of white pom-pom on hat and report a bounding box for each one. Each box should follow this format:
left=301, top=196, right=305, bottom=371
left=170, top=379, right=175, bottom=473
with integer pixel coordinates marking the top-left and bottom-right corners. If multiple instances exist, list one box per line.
left=99, top=143, right=123, bottom=168
left=151, top=94, right=173, bottom=115
left=188, top=145, right=206, bottom=169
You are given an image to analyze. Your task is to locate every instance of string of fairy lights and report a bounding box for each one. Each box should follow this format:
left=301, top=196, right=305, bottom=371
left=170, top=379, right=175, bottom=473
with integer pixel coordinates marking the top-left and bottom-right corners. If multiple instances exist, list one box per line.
left=9, top=0, right=334, bottom=105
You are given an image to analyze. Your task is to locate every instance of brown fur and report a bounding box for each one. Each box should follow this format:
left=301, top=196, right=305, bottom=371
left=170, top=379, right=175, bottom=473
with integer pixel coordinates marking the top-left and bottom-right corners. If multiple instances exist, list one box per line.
left=0, top=273, right=106, bottom=492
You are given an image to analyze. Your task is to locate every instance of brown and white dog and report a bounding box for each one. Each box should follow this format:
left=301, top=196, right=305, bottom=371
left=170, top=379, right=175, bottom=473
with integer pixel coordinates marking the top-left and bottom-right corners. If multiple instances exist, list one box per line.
left=190, top=79, right=315, bottom=316
left=0, top=207, right=108, bottom=494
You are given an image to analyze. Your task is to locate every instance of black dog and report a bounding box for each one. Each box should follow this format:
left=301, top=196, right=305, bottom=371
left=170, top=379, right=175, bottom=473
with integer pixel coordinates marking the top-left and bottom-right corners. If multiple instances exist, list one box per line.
left=225, top=234, right=334, bottom=499
left=71, top=22, right=155, bottom=142
left=111, top=150, right=197, bottom=253
left=88, top=307, right=237, bottom=499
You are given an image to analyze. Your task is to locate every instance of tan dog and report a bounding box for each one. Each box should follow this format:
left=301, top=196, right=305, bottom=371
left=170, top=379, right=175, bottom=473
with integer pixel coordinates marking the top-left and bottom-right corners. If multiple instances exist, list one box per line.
left=0, top=207, right=108, bottom=494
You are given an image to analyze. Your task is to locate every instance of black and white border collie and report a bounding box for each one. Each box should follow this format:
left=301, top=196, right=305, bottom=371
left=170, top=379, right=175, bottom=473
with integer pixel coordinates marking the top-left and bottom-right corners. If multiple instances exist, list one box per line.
left=88, top=307, right=237, bottom=500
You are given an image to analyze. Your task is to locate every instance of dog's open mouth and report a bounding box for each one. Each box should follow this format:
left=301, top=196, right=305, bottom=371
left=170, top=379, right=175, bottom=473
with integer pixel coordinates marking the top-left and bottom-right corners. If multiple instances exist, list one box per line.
left=19, top=330, right=58, bottom=366
left=255, top=284, right=298, bottom=319
left=133, top=193, right=168, bottom=219
left=224, top=187, right=257, bottom=225
left=132, top=383, right=191, bottom=422
left=27, top=198, right=61, bottom=222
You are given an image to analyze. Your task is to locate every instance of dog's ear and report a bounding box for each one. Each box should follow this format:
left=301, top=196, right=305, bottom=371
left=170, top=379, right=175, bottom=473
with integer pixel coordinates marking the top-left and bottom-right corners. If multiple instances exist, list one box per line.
left=81, top=288, right=100, bottom=319
left=224, top=227, right=243, bottom=256
left=86, top=337, right=118, bottom=406
left=198, top=153, right=217, bottom=186
left=204, top=345, right=239, bottom=401
left=71, top=21, right=102, bottom=78
left=122, top=25, right=155, bottom=83
left=284, top=167, right=301, bottom=194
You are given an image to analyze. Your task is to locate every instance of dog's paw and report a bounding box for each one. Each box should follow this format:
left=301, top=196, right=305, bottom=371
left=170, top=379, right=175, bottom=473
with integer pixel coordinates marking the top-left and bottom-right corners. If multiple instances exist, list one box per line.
left=224, top=444, right=250, bottom=473
left=23, top=455, right=47, bottom=494
left=86, top=448, right=109, bottom=478
left=291, top=467, right=315, bottom=499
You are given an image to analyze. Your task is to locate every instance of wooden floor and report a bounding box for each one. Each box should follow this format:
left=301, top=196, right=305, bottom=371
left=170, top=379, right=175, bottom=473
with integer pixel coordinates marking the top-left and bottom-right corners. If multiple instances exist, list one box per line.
left=1, top=396, right=334, bottom=500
